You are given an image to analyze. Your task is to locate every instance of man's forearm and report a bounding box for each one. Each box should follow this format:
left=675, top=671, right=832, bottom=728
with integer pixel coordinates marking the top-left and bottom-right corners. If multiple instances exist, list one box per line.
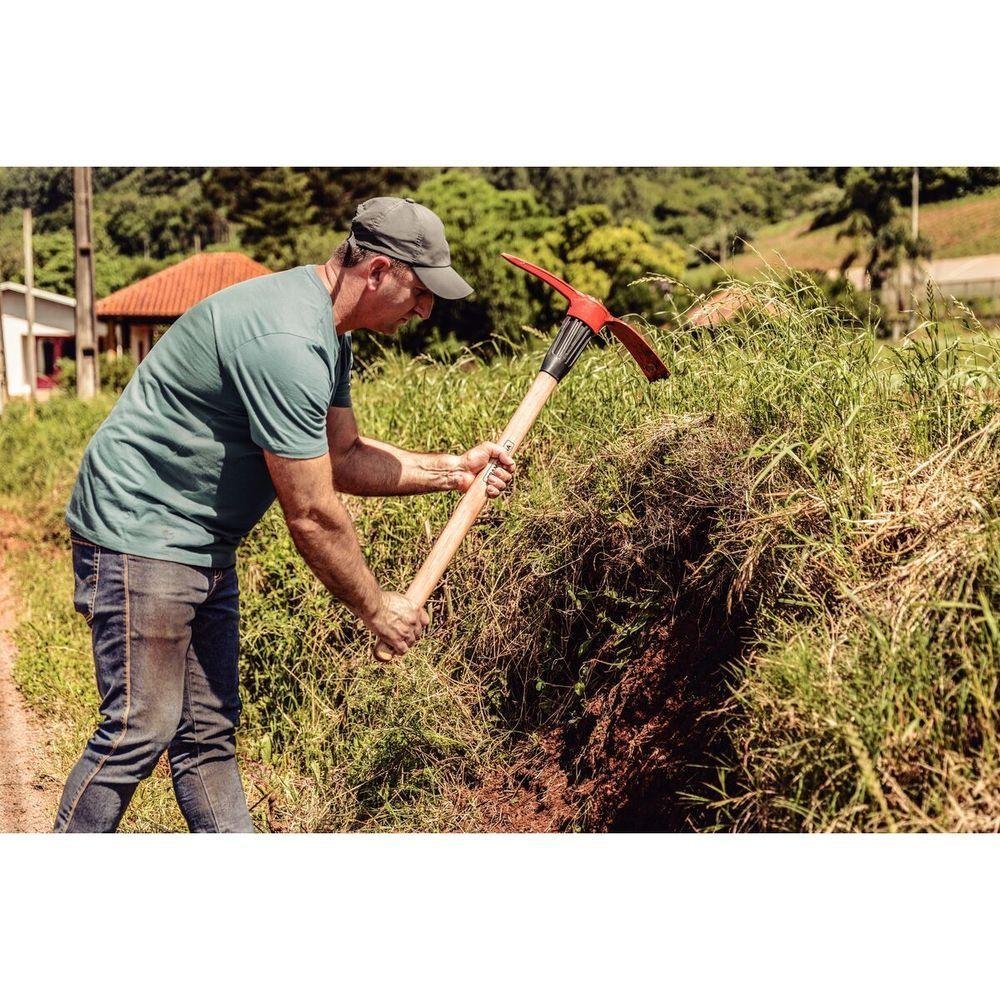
left=333, top=437, right=464, bottom=496
left=281, top=495, right=381, bottom=619
left=265, top=447, right=432, bottom=653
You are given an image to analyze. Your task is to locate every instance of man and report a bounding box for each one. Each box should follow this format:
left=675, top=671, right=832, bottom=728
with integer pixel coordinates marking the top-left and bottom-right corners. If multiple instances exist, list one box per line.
left=54, top=196, right=515, bottom=833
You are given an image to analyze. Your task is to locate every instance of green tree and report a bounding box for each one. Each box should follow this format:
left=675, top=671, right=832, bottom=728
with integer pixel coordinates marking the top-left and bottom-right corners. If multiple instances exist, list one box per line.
left=526, top=204, right=686, bottom=324
left=837, top=168, right=931, bottom=290
left=231, top=167, right=317, bottom=269
left=201, top=167, right=266, bottom=220
left=104, top=186, right=218, bottom=258
left=133, top=167, right=207, bottom=196
left=32, top=230, right=75, bottom=295
left=0, top=167, right=72, bottom=215
left=0, top=167, right=132, bottom=215
left=651, top=169, right=771, bottom=261
left=483, top=167, right=662, bottom=218
left=301, top=167, right=434, bottom=228
left=405, top=171, right=555, bottom=351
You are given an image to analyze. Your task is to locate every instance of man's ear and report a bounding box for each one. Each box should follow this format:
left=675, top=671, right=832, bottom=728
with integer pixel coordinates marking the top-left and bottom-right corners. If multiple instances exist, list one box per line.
left=366, top=255, right=393, bottom=289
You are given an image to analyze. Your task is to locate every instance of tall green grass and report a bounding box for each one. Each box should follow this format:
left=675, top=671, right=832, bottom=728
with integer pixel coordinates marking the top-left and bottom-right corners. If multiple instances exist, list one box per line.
left=1, top=269, right=997, bottom=831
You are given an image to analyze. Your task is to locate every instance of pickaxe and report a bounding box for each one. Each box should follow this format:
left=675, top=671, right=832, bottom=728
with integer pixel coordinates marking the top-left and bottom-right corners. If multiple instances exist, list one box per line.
left=374, top=253, right=669, bottom=661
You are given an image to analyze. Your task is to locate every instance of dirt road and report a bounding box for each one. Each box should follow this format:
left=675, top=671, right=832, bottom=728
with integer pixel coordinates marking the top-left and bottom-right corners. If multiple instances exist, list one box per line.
left=0, top=561, right=58, bottom=833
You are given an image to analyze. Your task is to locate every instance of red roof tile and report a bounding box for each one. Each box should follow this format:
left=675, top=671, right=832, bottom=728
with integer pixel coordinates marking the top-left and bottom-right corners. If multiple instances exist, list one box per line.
left=96, top=252, right=271, bottom=320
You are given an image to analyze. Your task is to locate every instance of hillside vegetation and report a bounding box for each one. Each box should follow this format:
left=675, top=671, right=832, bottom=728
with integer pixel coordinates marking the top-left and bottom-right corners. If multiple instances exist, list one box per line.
left=1, top=270, right=997, bottom=832
left=0, top=166, right=833, bottom=353
left=5, top=167, right=1000, bottom=355
left=723, top=188, right=1000, bottom=276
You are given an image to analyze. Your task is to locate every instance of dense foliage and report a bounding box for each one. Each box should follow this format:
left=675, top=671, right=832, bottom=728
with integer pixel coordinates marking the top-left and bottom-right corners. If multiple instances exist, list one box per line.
left=0, top=166, right=698, bottom=351
left=3, top=166, right=999, bottom=352
left=811, top=167, right=1000, bottom=289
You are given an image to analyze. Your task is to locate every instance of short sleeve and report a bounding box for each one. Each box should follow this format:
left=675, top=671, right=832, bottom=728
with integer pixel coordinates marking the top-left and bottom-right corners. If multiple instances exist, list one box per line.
left=225, top=334, right=333, bottom=458
left=331, top=333, right=353, bottom=408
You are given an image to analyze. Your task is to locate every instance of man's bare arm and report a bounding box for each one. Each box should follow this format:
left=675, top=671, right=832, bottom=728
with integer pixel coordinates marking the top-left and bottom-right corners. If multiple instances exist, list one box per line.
left=325, top=407, right=514, bottom=497
left=263, top=449, right=427, bottom=654
left=324, top=407, right=460, bottom=495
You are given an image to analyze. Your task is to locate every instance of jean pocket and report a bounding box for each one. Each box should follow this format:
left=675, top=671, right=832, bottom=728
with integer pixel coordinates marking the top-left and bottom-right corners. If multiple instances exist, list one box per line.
left=71, top=540, right=100, bottom=624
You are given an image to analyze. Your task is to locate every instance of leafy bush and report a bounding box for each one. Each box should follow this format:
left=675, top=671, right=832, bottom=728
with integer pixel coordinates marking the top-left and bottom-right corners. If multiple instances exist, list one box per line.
left=527, top=206, right=686, bottom=323
left=52, top=355, right=136, bottom=396
left=55, top=356, right=76, bottom=391
left=100, top=354, right=136, bottom=393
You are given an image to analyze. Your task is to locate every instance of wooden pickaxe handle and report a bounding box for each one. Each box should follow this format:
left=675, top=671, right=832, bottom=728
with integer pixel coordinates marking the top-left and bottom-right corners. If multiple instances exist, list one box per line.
left=372, top=254, right=668, bottom=662
left=373, top=370, right=558, bottom=662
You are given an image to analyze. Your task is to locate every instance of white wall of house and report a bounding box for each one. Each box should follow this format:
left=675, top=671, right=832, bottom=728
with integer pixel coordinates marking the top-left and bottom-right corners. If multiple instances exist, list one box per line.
left=1, top=315, right=72, bottom=396
left=0, top=283, right=107, bottom=396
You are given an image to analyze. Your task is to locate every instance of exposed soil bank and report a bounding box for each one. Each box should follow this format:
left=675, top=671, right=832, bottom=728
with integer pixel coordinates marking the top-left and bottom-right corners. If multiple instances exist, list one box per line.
left=472, top=421, right=755, bottom=832
left=476, top=602, right=744, bottom=832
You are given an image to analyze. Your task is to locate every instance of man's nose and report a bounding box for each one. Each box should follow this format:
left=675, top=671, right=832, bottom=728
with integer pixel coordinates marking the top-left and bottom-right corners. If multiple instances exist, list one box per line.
left=415, top=295, right=433, bottom=321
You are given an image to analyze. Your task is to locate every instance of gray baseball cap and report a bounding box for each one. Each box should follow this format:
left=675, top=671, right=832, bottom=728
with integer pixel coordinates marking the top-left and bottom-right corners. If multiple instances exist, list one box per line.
left=348, top=196, right=473, bottom=300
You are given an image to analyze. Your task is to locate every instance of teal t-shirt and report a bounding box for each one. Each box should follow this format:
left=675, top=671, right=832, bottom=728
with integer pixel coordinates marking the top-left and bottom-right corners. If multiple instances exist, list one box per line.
left=66, top=265, right=352, bottom=567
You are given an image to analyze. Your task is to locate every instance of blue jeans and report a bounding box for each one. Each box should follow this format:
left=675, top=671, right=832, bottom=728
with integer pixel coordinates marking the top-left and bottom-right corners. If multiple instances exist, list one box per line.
left=54, top=535, right=253, bottom=833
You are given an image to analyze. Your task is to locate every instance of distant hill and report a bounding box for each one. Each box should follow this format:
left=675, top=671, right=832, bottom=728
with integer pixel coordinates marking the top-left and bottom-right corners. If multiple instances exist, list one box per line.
left=722, top=188, right=1000, bottom=276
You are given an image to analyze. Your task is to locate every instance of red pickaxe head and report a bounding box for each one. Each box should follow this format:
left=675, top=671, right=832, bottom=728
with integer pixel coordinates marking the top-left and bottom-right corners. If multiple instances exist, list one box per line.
left=502, top=253, right=669, bottom=382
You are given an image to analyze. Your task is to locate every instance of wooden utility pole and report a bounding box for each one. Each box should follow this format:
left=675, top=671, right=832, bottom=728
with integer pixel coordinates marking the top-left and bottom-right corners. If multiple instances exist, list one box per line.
left=23, top=208, right=37, bottom=404
left=74, top=167, right=99, bottom=399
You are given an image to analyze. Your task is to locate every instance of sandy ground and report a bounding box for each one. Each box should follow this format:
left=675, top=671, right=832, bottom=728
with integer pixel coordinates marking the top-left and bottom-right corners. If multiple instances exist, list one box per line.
left=0, top=555, right=59, bottom=833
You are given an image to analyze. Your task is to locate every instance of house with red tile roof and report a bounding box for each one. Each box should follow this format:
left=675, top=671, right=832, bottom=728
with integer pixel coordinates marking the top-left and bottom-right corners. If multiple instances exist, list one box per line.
left=96, top=252, right=270, bottom=362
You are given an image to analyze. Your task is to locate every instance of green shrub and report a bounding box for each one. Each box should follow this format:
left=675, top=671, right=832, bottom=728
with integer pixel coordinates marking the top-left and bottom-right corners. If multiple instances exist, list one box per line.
left=51, top=354, right=136, bottom=396
left=100, top=355, right=136, bottom=393
left=55, top=356, right=76, bottom=392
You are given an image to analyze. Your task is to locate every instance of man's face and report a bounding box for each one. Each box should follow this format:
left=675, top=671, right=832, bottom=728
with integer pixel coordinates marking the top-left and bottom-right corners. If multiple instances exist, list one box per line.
left=364, top=258, right=435, bottom=335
